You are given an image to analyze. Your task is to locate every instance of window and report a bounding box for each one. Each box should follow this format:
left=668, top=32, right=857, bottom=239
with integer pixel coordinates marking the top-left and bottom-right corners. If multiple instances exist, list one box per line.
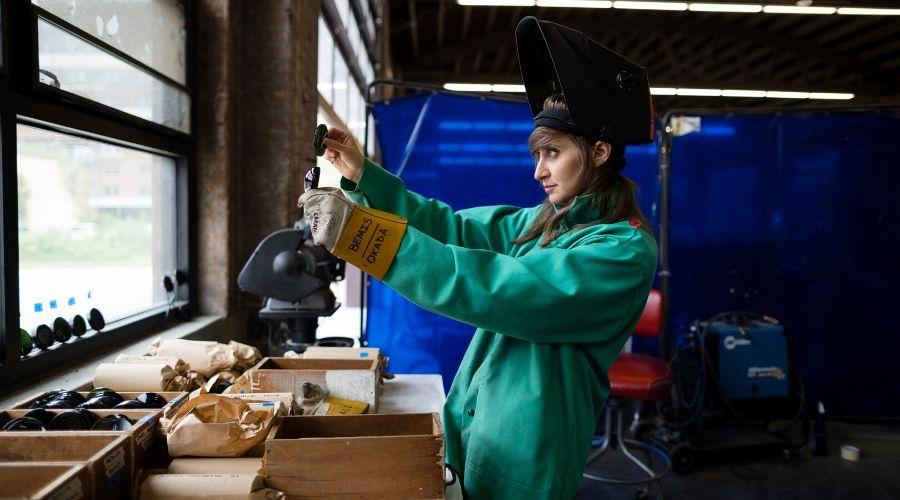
left=316, top=1, right=381, bottom=339
left=1, top=1, right=193, bottom=387
left=319, top=0, right=379, bottom=147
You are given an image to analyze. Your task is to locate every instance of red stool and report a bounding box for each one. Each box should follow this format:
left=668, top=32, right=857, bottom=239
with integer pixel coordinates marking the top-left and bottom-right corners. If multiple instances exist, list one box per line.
left=583, top=289, right=672, bottom=493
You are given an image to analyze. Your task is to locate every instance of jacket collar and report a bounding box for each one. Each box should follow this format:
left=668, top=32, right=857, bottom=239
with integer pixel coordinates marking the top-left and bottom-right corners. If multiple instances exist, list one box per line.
left=553, top=194, right=602, bottom=227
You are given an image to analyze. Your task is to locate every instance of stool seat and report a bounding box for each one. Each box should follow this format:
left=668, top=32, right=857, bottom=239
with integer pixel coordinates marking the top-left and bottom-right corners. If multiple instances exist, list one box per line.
left=609, top=352, right=672, bottom=402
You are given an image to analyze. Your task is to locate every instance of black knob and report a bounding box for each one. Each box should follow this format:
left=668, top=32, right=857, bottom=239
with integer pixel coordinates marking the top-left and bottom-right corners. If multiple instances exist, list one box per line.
left=87, top=308, right=105, bottom=331
left=32, top=324, right=55, bottom=350
left=467, top=409, right=475, bottom=417
left=52, top=317, right=72, bottom=343
left=70, top=315, right=87, bottom=337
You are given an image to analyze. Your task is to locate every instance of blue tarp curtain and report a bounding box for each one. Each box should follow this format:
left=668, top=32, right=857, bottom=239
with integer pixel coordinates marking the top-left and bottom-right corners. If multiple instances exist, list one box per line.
left=367, top=91, right=900, bottom=417
left=366, top=92, right=659, bottom=391
left=666, top=110, right=900, bottom=418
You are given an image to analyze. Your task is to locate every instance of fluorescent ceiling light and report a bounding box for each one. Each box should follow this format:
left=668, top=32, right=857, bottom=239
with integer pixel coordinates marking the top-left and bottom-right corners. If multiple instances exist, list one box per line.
left=688, top=3, right=762, bottom=13
left=613, top=1, right=688, bottom=11
left=492, top=84, right=526, bottom=92
left=809, top=92, right=854, bottom=100
left=448, top=83, right=853, bottom=100
left=722, top=89, right=767, bottom=97
left=762, top=5, right=835, bottom=14
left=457, top=0, right=535, bottom=6
left=677, top=88, right=723, bottom=96
left=765, top=91, right=811, bottom=99
left=444, top=83, right=493, bottom=92
left=837, top=7, right=900, bottom=15
left=459, top=1, right=900, bottom=16
left=536, top=1, right=612, bottom=7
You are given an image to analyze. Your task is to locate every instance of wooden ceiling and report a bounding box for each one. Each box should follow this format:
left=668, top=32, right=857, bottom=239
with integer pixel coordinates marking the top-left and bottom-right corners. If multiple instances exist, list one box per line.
left=386, top=1, right=900, bottom=113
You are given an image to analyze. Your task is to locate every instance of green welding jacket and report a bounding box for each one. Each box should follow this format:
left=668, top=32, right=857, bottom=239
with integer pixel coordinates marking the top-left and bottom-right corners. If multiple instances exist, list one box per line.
left=341, top=160, right=658, bottom=499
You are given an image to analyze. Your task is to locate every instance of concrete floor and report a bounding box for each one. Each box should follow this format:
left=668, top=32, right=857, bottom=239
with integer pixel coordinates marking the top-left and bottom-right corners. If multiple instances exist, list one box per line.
left=577, top=420, right=900, bottom=500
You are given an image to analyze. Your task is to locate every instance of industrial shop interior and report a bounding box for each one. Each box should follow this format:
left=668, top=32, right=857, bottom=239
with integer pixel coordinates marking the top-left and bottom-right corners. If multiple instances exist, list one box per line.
left=1, top=1, right=899, bottom=499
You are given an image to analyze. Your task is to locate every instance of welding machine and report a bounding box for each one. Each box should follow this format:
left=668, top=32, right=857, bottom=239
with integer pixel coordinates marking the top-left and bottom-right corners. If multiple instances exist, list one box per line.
left=704, top=315, right=790, bottom=400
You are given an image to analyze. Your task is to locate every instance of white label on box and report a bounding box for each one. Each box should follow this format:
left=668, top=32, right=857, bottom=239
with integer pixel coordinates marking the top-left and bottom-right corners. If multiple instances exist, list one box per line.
left=49, top=478, right=83, bottom=500
left=104, top=447, right=126, bottom=478
left=136, top=424, right=154, bottom=450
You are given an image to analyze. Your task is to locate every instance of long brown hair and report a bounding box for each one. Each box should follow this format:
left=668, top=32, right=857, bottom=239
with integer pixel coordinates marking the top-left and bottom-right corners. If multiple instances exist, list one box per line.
left=514, top=94, right=654, bottom=246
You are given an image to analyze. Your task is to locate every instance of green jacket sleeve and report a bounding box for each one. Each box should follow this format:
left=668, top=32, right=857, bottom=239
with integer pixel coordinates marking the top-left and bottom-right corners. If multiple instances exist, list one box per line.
left=341, top=159, right=530, bottom=251
left=383, top=224, right=657, bottom=345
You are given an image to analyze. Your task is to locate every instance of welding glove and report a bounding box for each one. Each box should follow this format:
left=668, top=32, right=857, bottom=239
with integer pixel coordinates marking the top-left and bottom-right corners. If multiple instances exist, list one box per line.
left=297, top=188, right=407, bottom=280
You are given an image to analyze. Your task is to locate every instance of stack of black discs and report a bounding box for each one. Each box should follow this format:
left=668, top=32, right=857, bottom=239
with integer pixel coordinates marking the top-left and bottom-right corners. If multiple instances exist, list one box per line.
left=48, top=408, right=98, bottom=430
left=1, top=388, right=168, bottom=432
left=1, top=408, right=56, bottom=431
left=77, top=390, right=125, bottom=409
left=114, top=392, right=167, bottom=409
left=30, top=390, right=86, bottom=409
left=92, top=414, right=135, bottom=431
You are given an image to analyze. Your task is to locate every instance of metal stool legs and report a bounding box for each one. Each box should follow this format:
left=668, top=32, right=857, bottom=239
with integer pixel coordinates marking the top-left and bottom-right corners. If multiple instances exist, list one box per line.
left=583, top=398, right=672, bottom=490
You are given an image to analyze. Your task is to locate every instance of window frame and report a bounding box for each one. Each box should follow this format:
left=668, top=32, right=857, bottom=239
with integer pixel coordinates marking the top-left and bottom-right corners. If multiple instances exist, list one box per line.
left=0, top=0, right=195, bottom=389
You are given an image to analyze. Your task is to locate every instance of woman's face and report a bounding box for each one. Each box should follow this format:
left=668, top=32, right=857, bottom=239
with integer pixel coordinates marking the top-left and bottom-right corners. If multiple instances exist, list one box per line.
left=532, top=134, right=584, bottom=205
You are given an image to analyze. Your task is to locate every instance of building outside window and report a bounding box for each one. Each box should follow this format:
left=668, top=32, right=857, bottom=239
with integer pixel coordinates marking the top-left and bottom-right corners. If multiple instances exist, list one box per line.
left=1, top=0, right=193, bottom=386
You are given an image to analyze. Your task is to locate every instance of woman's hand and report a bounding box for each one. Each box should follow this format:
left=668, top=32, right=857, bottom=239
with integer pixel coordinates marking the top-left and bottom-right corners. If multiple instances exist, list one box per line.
left=322, top=128, right=365, bottom=183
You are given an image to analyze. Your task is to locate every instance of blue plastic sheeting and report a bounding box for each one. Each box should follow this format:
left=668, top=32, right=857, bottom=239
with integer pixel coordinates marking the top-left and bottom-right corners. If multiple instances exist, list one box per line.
left=668, top=110, right=900, bottom=417
left=367, top=92, right=660, bottom=391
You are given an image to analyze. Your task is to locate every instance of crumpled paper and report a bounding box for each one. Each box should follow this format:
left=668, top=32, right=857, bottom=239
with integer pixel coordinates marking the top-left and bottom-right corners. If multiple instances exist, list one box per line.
left=164, top=371, right=208, bottom=392
left=148, top=339, right=262, bottom=377
left=161, top=394, right=279, bottom=457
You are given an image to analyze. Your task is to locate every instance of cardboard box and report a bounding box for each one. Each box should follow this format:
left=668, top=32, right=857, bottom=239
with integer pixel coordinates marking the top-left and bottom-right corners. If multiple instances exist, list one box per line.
left=0, top=408, right=167, bottom=485
left=265, top=413, right=444, bottom=499
left=247, top=358, right=381, bottom=413
left=0, top=463, right=92, bottom=499
left=302, top=347, right=380, bottom=360
left=0, top=434, right=131, bottom=498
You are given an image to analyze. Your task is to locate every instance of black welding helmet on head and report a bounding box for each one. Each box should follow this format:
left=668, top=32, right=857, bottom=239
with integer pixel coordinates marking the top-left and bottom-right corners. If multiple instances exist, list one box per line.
left=515, top=16, right=654, bottom=145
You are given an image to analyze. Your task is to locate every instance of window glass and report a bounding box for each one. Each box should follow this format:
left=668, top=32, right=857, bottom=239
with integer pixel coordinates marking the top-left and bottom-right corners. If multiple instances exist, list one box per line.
left=17, top=124, right=177, bottom=337
left=332, top=48, right=349, bottom=125
left=317, top=17, right=334, bottom=103
left=348, top=83, right=364, bottom=143
left=33, top=0, right=186, bottom=85
left=38, top=17, right=190, bottom=133
left=335, top=0, right=350, bottom=30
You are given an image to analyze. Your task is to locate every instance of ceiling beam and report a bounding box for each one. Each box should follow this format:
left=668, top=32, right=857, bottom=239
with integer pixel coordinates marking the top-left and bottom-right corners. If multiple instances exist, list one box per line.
left=407, top=0, right=420, bottom=63
left=437, top=0, right=445, bottom=50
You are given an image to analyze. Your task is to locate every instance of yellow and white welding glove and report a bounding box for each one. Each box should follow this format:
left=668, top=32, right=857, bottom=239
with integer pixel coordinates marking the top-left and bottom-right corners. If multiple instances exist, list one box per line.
left=297, top=188, right=407, bottom=280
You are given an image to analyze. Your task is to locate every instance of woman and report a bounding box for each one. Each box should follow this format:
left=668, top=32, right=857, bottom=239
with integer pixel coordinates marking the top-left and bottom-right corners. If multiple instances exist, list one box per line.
left=300, top=17, right=658, bottom=499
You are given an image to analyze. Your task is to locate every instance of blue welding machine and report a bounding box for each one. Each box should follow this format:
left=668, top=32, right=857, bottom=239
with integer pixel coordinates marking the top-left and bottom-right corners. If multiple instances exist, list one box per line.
left=705, top=318, right=789, bottom=400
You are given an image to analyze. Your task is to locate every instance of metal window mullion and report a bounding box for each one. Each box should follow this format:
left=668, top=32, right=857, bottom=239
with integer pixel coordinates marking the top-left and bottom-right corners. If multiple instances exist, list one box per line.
left=22, top=80, right=192, bottom=140
left=349, top=0, right=376, bottom=63
left=16, top=95, right=190, bottom=158
left=321, top=0, right=367, bottom=96
left=1, top=89, right=21, bottom=366
left=176, top=156, right=192, bottom=304
left=0, top=0, right=9, bottom=72
left=32, top=6, right=190, bottom=93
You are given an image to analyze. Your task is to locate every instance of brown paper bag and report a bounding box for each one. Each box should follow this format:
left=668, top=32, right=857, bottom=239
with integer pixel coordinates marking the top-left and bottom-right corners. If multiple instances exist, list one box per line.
left=162, top=394, right=279, bottom=457
left=228, top=341, right=262, bottom=371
